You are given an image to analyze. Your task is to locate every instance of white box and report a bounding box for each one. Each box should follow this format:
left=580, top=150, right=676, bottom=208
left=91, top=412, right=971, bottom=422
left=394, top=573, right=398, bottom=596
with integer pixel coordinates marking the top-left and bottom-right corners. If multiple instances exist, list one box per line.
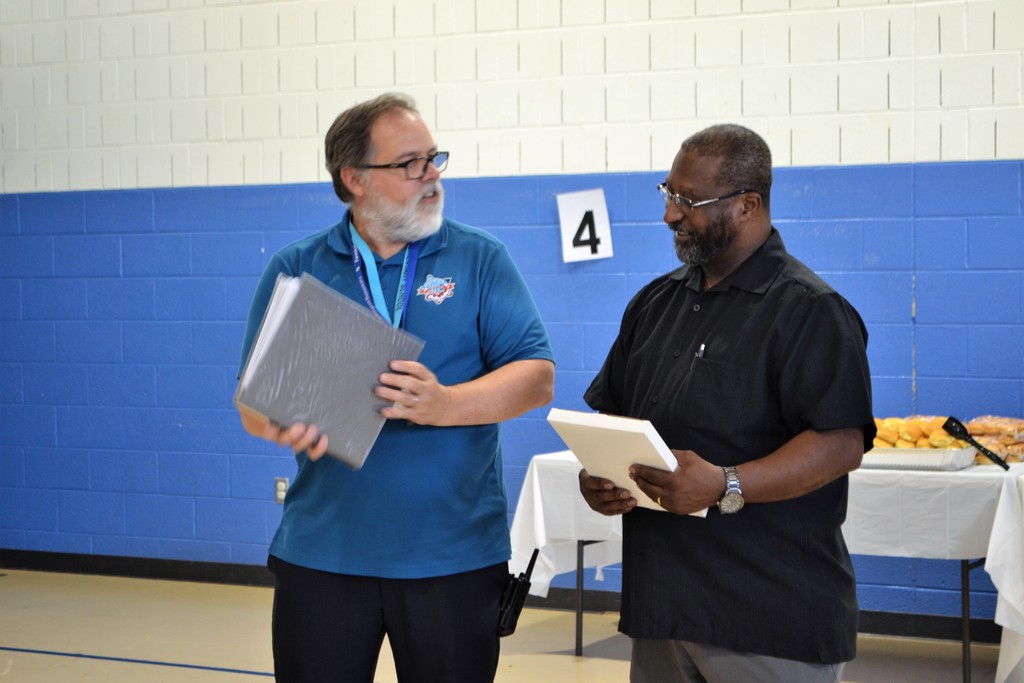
left=547, top=408, right=675, bottom=511
left=547, top=408, right=707, bottom=515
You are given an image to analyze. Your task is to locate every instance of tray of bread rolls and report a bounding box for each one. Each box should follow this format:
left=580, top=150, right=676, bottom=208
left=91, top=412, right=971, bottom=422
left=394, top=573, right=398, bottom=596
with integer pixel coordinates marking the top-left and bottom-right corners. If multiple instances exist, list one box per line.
left=862, top=415, right=976, bottom=471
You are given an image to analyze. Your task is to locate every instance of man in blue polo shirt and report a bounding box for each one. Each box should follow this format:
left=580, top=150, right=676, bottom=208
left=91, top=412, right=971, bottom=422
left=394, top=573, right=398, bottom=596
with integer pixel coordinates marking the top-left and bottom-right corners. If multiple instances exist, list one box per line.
left=238, top=93, right=555, bottom=682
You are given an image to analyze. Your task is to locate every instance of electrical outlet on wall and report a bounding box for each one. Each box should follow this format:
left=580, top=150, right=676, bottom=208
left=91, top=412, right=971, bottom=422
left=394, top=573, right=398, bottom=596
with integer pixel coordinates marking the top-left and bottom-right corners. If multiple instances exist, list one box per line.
left=274, top=477, right=289, bottom=504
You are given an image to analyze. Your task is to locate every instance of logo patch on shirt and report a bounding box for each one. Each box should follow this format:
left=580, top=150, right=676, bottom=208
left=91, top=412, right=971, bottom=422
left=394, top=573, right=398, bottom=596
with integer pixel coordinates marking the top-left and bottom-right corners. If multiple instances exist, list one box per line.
left=417, top=274, right=455, bottom=305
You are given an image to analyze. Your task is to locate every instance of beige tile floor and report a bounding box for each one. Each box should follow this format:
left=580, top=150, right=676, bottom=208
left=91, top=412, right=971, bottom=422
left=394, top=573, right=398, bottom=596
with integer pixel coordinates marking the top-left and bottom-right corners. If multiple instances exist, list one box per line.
left=0, top=568, right=998, bottom=682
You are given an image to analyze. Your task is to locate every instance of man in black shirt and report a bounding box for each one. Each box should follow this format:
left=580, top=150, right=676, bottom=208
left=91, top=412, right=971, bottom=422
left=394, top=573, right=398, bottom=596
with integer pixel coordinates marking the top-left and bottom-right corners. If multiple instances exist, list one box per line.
left=579, top=124, right=875, bottom=683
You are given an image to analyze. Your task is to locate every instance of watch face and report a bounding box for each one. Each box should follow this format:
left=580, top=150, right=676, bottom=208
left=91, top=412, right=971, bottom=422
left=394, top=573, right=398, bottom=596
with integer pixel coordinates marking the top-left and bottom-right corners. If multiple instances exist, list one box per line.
left=718, top=493, right=744, bottom=514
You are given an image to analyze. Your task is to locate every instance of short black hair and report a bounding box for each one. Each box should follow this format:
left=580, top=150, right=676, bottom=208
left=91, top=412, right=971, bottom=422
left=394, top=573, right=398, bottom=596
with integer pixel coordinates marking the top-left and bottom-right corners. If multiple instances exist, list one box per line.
left=324, top=92, right=419, bottom=204
left=680, top=124, right=772, bottom=212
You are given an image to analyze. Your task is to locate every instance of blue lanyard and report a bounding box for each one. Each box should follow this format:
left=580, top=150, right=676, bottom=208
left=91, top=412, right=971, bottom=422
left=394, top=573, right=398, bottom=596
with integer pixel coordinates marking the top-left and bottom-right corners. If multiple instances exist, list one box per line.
left=349, top=225, right=419, bottom=329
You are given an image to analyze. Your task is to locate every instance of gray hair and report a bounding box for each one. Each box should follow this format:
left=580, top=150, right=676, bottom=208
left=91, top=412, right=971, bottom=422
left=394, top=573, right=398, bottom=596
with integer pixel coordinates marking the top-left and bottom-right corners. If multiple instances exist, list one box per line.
left=324, top=92, right=420, bottom=203
left=680, top=124, right=772, bottom=212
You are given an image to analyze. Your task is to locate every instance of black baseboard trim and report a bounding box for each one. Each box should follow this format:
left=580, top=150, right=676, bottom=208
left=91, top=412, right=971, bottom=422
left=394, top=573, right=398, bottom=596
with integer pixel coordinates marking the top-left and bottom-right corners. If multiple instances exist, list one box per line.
left=858, top=609, right=1001, bottom=644
left=0, top=549, right=273, bottom=587
left=1, top=549, right=1001, bottom=644
left=527, top=586, right=622, bottom=612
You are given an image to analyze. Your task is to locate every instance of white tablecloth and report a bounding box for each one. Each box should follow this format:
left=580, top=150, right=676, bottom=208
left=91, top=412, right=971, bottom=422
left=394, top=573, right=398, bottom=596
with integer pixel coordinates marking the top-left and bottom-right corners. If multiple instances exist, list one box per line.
left=988, top=472, right=1024, bottom=682
left=843, top=465, right=1015, bottom=558
left=509, top=451, right=1024, bottom=682
left=509, top=451, right=620, bottom=597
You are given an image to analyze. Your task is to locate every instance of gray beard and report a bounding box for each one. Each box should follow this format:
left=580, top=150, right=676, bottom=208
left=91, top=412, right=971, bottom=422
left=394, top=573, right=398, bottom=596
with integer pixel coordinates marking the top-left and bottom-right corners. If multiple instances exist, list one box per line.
left=673, top=212, right=734, bottom=266
left=360, top=181, right=445, bottom=243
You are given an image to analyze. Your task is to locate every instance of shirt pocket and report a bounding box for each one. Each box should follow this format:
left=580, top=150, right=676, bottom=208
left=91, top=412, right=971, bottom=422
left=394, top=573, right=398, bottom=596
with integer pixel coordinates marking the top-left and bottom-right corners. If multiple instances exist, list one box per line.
left=677, top=357, right=750, bottom=435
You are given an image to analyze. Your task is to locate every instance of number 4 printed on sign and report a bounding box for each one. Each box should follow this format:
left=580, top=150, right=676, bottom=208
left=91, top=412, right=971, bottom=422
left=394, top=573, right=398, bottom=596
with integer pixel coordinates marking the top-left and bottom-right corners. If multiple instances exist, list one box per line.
left=573, top=210, right=600, bottom=255
left=556, top=188, right=613, bottom=263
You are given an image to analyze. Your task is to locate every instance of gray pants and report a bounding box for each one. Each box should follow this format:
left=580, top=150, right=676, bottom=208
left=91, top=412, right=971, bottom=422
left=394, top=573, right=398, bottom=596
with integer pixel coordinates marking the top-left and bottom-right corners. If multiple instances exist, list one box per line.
left=631, top=638, right=846, bottom=683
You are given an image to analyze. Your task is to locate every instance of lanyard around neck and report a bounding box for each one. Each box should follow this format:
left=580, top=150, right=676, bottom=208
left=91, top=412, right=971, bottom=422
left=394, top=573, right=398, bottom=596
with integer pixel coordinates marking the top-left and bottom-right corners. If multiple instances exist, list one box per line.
left=349, top=224, right=419, bottom=329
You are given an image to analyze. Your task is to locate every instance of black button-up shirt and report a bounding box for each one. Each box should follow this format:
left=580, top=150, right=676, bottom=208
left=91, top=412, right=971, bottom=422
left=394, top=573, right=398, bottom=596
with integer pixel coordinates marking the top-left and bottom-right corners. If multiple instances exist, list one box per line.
left=585, top=228, right=875, bottom=664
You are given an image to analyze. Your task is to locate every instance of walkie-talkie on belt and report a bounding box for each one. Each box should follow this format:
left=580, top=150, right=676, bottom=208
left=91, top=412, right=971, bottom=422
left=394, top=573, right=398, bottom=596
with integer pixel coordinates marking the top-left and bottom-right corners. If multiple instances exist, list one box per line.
left=497, top=548, right=539, bottom=637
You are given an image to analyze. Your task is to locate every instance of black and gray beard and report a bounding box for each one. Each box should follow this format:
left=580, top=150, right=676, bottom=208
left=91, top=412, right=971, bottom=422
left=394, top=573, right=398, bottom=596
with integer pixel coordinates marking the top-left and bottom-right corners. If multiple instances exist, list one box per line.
left=360, top=181, right=445, bottom=243
left=671, top=212, right=735, bottom=266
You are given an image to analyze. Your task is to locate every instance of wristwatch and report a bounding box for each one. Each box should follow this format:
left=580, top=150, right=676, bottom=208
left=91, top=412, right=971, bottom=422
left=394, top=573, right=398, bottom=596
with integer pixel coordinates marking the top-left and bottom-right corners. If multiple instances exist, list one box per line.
left=717, top=466, right=744, bottom=514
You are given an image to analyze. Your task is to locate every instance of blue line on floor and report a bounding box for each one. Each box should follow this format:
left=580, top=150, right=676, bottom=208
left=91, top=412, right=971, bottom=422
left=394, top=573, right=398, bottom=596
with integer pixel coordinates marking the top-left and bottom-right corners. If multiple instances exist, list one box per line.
left=0, top=646, right=274, bottom=677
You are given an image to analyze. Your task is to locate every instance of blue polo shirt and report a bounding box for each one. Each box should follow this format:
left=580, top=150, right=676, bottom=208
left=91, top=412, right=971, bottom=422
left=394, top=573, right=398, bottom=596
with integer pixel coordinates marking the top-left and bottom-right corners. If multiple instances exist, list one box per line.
left=239, top=212, right=553, bottom=578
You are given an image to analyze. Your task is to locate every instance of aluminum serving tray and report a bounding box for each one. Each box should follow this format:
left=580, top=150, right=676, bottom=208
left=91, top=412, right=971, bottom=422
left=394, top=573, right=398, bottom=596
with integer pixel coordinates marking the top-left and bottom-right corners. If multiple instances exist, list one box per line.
left=860, top=446, right=977, bottom=471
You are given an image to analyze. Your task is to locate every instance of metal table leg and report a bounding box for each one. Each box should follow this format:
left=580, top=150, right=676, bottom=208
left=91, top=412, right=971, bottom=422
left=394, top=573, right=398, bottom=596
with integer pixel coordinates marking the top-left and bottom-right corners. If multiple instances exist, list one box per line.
left=963, top=559, right=971, bottom=683
left=576, top=541, right=584, bottom=656
left=961, top=558, right=986, bottom=683
left=575, top=540, right=600, bottom=656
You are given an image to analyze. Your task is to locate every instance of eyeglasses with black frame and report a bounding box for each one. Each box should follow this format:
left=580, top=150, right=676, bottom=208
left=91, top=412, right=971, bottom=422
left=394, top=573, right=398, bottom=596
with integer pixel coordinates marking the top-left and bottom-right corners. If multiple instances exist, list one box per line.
left=359, top=151, right=449, bottom=180
left=657, top=182, right=752, bottom=210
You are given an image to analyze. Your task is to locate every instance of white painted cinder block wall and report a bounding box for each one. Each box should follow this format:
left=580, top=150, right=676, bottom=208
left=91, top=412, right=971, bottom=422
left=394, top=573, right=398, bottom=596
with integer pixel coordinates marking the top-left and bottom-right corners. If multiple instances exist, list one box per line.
left=1, top=0, right=1022, bottom=193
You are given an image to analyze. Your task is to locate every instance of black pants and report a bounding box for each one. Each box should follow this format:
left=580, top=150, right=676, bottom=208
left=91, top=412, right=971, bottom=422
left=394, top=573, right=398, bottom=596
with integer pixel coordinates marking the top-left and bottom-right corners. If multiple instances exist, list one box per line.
left=267, top=555, right=507, bottom=683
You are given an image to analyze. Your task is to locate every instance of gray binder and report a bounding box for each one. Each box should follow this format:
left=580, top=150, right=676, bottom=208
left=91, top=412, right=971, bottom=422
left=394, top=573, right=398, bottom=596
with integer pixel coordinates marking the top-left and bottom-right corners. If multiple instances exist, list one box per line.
left=236, top=273, right=425, bottom=469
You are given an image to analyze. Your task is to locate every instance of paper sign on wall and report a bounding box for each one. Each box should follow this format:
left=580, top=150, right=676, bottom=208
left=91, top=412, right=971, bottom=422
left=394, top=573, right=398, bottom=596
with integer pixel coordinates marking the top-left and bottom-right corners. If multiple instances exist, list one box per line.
left=556, top=188, right=613, bottom=263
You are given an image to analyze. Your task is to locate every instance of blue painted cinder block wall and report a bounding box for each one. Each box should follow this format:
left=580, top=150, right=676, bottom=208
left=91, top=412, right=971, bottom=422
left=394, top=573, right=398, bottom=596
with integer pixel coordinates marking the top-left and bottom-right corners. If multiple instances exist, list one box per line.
left=1, top=160, right=1022, bottom=621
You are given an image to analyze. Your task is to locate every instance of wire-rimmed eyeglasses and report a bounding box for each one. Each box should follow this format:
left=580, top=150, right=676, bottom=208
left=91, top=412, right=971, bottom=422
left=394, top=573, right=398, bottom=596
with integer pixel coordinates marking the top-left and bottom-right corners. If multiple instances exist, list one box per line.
left=359, top=151, right=449, bottom=180
left=657, top=183, right=752, bottom=210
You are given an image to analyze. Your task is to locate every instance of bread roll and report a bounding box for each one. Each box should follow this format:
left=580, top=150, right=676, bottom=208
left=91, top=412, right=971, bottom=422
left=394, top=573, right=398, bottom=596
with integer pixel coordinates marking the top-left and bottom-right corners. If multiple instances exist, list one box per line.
left=899, top=423, right=925, bottom=442
left=876, top=428, right=899, bottom=445
left=880, top=417, right=906, bottom=432
left=975, top=435, right=1009, bottom=456
left=968, top=416, right=1024, bottom=441
left=928, top=429, right=955, bottom=449
left=906, top=415, right=944, bottom=436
